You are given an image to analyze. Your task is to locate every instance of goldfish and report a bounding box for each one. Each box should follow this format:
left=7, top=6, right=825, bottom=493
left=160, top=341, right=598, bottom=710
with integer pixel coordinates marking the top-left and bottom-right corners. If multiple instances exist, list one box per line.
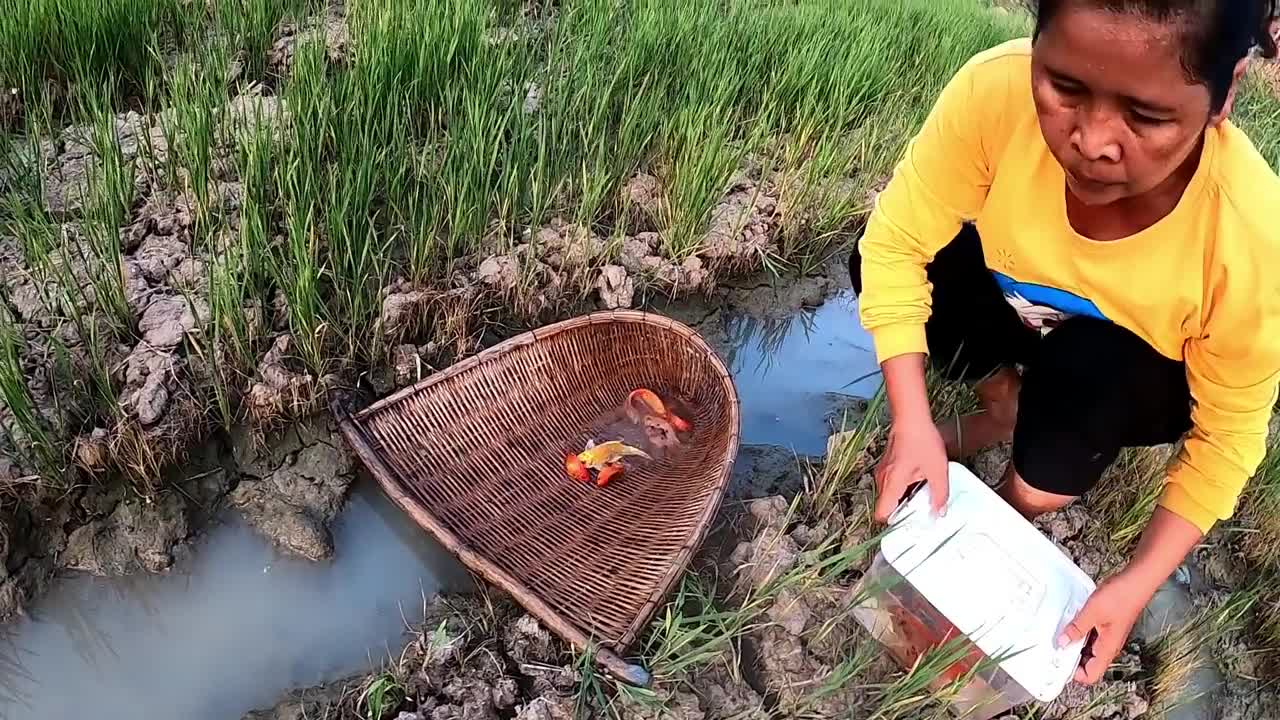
left=596, top=464, right=625, bottom=487
left=564, top=441, right=651, bottom=484
left=627, top=389, right=693, bottom=433
left=578, top=440, right=652, bottom=469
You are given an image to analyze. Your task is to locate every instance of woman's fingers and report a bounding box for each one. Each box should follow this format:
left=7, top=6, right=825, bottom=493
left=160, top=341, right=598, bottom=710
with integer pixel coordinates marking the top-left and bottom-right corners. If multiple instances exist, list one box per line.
left=924, top=457, right=950, bottom=517
left=1077, top=624, right=1123, bottom=685
left=920, top=423, right=951, bottom=516
left=873, top=467, right=911, bottom=523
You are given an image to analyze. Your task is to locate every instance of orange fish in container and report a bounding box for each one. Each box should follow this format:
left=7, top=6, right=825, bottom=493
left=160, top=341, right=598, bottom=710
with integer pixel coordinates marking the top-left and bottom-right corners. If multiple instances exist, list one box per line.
left=564, top=441, right=651, bottom=487
left=627, top=389, right=693, bottom=433
left=888, top=603, right=988, bottom=684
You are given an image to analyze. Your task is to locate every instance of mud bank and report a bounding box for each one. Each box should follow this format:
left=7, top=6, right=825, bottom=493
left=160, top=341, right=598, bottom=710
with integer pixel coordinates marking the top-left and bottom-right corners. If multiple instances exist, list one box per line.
left=242, top=591, right=772, bottom=720
left=0, top=414, right=358, bottom=623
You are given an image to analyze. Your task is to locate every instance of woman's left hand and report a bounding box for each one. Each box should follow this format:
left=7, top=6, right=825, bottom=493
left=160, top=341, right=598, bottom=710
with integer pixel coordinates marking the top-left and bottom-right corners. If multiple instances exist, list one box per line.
left=1056, top=570, right=1152, bottom=685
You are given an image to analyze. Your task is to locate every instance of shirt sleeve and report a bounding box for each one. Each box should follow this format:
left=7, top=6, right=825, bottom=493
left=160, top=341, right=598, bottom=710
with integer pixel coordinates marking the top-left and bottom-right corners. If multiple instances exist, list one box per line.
left=1161, top=285, right=1280, bottom=534
left=857, top=52, right=1010, bottom=363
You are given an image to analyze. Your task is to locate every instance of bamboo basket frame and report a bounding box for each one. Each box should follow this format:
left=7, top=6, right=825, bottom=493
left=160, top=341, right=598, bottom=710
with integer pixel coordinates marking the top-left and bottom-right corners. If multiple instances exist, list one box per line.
left=334, top=310, right=741, bottom=684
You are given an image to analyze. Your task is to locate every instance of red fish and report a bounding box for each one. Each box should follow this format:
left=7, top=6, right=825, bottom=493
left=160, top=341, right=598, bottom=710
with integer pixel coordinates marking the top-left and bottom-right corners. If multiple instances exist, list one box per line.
left=627, top=388, right=693, bottom=433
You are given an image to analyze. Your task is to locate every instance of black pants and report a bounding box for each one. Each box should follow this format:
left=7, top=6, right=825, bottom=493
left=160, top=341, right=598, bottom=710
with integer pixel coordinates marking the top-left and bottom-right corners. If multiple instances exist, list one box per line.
left=850, top=225, right=1193, bottom=497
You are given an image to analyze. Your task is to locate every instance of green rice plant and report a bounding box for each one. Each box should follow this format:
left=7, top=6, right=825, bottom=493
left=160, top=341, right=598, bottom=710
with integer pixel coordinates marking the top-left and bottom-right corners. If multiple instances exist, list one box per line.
left=640, top=574, right=759, bottom=681
left=265, top=41, right=331, bottom=374
left=183, top=278, right=240, bottom=432
left=925, top=365, right=981, bottom=423
left=429, top=45, right=526, bottom=258
left=348, top=0, right=522, bottom=263
left=75, top=94, right=136, bottom=336
left=867, top=634, right=1010, bottom=720
left=2, top=178, right=121, bottom=426
left=794, top=648, right=881, bottom=715
left=2, top=112, right=55, bottom=283
left=1090, top=446, right=1170, bottom=549
left=1236, top=70, right=1280, bottom=172
left=0, top=301, right=63, bottom=483
left=657, top=103, right=753, bottom=260
left=357, top=672, right=404, bottom=720
left=1257, top=575, right=1280, bottom=657
left=0, top=0, right=186, bottom=124
left=60, top=307, right=121, bottom=425
left=210, top=0, right=313, bottom=78
left=231, top=104, right=275, bottom=299
left=167, top=42, right=231, bottom=230
left=770, top=128, right=865, bottom=273
left=572, top=644, right=616, bottom=720
left=525, top=3, right=649, bottom=229
left=818, top=388, right=889, bottom=514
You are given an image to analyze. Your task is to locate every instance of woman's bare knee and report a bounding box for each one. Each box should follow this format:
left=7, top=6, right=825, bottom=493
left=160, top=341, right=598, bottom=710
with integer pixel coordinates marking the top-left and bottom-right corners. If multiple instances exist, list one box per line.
left=997, top=464, right=1076, bottom=519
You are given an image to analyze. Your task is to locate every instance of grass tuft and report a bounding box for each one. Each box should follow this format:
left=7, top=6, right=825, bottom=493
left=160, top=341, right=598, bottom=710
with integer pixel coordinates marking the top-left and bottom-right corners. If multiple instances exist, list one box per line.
left=1089, top=446, right=1172, bottom=550
left=357, top=672, right=404, bottom=720
left=1147, top=588, right=1259, bottom=714
left=1238, top=438, right=1280, bottom=572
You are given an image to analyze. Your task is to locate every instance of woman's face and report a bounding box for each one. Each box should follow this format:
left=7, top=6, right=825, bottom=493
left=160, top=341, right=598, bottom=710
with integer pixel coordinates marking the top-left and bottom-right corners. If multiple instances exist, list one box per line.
left=1031, top=3, right=1220, bottom=207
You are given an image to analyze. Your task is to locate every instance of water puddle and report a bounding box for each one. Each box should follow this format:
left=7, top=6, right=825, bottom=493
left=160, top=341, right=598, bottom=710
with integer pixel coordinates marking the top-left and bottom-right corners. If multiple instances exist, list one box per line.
left=0, top=286, right=876, bottom=719
left=0, top=483, right=473, bottom=719
left=717, top=291, right=880, bottom=456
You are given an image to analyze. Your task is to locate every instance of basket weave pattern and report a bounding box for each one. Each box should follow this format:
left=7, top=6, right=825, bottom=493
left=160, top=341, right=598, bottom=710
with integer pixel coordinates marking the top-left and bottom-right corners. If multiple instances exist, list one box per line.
left=339, top=311, right=741, bottom=656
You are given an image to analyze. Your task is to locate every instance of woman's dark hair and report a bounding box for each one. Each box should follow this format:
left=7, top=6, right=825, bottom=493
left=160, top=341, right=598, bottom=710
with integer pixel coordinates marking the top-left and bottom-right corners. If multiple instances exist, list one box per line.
left=1034, top=0, right=1279, bottom=113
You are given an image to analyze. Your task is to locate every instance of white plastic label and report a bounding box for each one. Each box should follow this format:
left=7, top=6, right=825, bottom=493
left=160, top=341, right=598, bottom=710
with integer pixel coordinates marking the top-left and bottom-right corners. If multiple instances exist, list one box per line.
left=880, top=463, right=1096, bottom=703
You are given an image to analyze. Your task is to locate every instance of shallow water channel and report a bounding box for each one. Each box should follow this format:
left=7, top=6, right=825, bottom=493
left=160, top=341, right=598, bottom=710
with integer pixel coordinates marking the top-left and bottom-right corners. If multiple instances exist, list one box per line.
left=0, top=289, right=878, bottom=720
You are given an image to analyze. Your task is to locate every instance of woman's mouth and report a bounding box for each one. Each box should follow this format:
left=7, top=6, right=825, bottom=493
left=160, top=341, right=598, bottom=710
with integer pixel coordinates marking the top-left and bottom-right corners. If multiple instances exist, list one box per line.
left=1066, top=170, right=1120, bottom=193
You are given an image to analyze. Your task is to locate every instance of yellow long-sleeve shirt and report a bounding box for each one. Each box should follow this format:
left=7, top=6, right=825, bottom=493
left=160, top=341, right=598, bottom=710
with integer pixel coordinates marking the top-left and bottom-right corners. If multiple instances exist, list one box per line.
left=858, top=38, right=1280, bottom=533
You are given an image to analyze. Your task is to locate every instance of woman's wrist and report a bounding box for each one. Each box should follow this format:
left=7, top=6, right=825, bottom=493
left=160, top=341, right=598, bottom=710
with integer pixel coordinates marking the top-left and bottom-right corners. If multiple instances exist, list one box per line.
left=1118, top=507, right=1203, bottom=593
left=881, top=353, right=933, bottom=425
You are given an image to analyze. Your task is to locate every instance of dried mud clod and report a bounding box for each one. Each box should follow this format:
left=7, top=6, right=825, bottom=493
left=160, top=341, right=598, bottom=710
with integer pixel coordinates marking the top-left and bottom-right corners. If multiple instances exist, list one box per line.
left=246, top=334, right=318, bottom=428
left=268, top=4, right=352, bottom=74
left=357, top=595, right=578, bottom=720
left=721, top=493, right=889, bottom=718
left=245, top=581, right=773, bottom=720
left=621, top=173, right=666, bottom=233
left=1038, top=646, right=1150, bottom=720
left=61, top=492, right=191, bottom=575
left=228, top=416, right=356, bottom=561
left=700, top=176, right=780, bottom=273
left=381, top=284, right=481, bottom=345
left=0, top=443, right=234, bottom=621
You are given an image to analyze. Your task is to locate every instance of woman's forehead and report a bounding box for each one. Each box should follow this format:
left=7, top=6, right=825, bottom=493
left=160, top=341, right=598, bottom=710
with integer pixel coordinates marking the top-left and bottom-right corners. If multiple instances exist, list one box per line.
left=1035, top=4, right=1210, bottom=108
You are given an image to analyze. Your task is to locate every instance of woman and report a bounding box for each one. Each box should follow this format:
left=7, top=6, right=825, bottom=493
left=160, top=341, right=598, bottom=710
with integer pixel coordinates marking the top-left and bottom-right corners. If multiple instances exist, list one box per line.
left=852, top=0, right=1280, bottom=685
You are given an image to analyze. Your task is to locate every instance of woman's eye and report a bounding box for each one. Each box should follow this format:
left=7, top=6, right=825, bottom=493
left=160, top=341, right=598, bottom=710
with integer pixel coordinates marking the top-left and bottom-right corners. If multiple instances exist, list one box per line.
left=1130, top=111, right=1167, bottom=126
left=1051, top=78, right=1083, bottom=96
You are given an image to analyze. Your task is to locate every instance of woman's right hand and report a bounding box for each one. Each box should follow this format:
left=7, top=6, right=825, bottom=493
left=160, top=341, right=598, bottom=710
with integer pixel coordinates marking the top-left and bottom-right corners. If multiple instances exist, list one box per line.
left=873, top=353, right=951, bottom=524
left=873, top=417, right=950, bottom=523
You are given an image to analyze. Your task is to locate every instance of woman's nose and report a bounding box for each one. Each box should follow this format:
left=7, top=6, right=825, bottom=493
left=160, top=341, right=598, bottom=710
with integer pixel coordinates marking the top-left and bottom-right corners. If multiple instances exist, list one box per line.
left=1070, top=110, right=1122, bottom=164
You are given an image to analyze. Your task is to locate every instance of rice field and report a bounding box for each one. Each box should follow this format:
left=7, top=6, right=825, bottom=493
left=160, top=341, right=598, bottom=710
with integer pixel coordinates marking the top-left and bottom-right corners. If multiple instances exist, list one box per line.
left=0, top=0, right=1030, bottom=496
left=4, top=0, right=1280, bottom=718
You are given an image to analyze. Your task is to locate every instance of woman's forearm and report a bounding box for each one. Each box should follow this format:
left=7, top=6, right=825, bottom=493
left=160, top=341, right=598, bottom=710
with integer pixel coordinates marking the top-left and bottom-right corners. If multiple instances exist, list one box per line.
left=1121, top=506, right=1203, bottom=593
left=882, top=353, right=933, bottom=426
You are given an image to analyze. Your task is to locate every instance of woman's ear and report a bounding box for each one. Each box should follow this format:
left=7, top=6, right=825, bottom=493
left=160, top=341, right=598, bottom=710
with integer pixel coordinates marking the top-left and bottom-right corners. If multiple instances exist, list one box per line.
left=1210, top=56, right=1251, bottom=126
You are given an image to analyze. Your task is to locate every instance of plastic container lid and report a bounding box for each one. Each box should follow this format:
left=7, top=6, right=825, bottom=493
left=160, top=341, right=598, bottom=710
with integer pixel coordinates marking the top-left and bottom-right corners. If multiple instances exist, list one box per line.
left=880, top=462, right=1096, bottom=703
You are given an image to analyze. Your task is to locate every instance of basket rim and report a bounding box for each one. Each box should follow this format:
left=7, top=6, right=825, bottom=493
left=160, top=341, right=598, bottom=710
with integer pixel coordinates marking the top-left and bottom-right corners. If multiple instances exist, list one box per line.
left=336, top=308, right=742, bottom=662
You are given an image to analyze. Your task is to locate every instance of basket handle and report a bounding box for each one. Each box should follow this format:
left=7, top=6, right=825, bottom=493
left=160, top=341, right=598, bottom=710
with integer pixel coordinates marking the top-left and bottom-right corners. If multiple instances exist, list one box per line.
left=598, top=648, right=653, bottom=687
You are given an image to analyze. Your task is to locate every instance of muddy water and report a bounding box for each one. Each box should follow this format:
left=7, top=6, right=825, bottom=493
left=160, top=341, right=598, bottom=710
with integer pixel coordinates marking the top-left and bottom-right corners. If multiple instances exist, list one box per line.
left=0, top=288, right=878, bottom=720
left=0, top=483, right=473, bottom=719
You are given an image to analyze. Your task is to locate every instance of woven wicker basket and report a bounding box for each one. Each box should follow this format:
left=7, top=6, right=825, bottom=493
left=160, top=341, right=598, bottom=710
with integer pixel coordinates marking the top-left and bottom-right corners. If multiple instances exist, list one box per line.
left=335, top=310, right=741, bottom=684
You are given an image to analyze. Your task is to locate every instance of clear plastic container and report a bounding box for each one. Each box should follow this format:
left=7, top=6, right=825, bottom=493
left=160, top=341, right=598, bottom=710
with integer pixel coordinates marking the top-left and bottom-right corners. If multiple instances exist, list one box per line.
left=852, top=463, right=1096, bottom=719
left=853, top=552, right=1034, bottom=719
